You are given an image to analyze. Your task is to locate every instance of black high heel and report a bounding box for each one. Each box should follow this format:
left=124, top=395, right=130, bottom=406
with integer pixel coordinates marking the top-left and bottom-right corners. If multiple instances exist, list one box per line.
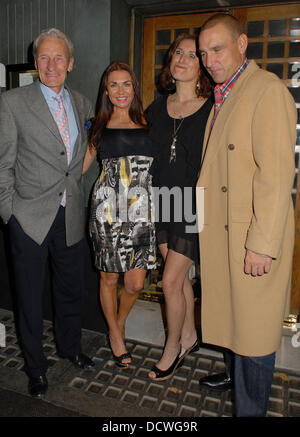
left=149, top=350, right=183, bottom=381
left=107, top=335, right=132, bottom=368
left=112, top=351, right=132, bottom=368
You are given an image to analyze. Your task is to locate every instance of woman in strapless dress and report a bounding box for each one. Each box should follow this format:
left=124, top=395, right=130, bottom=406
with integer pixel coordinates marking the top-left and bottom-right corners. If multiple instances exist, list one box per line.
left=83, top=61, right=156, bottom=368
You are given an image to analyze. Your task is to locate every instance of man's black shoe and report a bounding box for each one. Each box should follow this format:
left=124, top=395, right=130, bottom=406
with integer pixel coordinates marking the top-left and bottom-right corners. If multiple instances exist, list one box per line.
left=61, top=353, right=95, bottom=369
left=199, top=372, right=233, bottom=391
left=28, top=375, right=48, bottom=398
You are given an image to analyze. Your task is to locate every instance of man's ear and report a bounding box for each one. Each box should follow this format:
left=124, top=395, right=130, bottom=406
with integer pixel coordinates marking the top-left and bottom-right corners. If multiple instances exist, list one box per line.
left=67, top=57, right=74, bottom=73
left=238, top=33, right=248, bottom=56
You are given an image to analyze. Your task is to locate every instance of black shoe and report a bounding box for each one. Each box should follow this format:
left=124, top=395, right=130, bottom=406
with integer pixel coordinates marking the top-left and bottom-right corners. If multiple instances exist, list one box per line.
left=199, top=372, right=233, bottom=391
left=149, top=351, right=184, bottom=382
left=112, top=351, right=132, bottom=368
left=107, top=335, right=132, bottom=368
left=28, top=375, right=48, bottom=398
left=61, top=353, right=95, bottom=369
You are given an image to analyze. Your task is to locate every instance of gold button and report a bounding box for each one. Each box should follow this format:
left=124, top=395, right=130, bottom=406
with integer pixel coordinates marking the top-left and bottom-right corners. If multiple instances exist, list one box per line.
left=228, top=144, right=235, bottom=150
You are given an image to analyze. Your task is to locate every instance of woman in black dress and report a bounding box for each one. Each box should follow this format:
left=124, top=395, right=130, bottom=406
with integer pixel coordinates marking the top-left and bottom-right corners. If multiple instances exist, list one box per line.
left=83, top=62, right=156, bottom=367
left=146, top=34, right=213, bottom=380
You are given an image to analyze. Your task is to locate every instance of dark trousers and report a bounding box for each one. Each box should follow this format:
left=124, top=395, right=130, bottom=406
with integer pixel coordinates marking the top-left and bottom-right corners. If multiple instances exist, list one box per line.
left=8, top=207, right=84, bottom=378
left=224, top=349, right=275, bottom=417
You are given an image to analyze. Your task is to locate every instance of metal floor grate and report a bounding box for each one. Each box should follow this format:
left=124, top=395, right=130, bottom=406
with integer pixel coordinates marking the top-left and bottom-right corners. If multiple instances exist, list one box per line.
left=0, top=310, right=300, bottom=417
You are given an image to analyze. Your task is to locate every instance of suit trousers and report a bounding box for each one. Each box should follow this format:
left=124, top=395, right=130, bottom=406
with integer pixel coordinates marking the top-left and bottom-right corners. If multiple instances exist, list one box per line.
left=224, top=349, right=275, bottom=417
left=8, top=206, right=84, bottom=378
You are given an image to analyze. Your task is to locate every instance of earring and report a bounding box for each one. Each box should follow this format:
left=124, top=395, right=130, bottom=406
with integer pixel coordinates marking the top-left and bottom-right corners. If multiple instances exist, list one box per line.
left=196, top=82, right=200, bottom=90
left=171, top=78, right=175, bottom=84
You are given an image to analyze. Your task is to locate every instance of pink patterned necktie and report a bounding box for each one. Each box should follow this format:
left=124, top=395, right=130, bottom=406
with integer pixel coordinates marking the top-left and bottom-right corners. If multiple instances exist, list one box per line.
left=53, top=95, right=71, bottom=206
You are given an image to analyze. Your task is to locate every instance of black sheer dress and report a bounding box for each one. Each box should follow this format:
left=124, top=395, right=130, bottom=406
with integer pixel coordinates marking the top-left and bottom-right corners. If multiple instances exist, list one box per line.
left=146, top=95, right=213, bottom=263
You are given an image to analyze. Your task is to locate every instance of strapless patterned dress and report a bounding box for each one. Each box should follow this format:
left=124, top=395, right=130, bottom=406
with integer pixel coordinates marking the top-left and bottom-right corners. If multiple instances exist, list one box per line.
left=89, top=128, right=156, bottom=272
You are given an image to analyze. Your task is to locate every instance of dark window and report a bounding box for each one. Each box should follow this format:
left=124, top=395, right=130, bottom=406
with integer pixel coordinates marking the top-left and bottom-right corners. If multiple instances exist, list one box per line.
left=293, top=173, right=298, bottom=191
left=295, top=151, right=299, bottom=169
left=289, top=41, right=300, bottom=58
left=247, top=42, right=263, bottom=59
left=268, top=19, right=286, bottom=37
left=266, top=63, right=283, bottom=78
left=267, top=41, right=285, bottom=58
left=156, top=30, right=171, bottom=45
left=247, top=21, right=264, bottom=37
left=288, top=86, right=300, bottom=101
left=155, top=49, right=168, bottom=66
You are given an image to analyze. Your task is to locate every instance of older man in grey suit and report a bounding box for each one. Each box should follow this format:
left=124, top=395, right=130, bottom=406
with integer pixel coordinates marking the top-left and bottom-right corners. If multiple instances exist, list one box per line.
left=0, top=28, right=95, bottom=398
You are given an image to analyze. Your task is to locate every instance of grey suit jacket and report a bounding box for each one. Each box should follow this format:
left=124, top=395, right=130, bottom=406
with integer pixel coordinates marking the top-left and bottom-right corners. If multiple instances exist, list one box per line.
left=0, top=80, right=93, bottom=246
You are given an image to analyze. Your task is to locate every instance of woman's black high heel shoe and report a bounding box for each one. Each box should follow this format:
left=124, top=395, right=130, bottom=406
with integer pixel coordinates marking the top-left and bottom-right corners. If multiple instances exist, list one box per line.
left=112, top=351, right=132, bottom=368
left=107, top=335, right=132, bottom=368
left=149, top=350, right=183, bottom=381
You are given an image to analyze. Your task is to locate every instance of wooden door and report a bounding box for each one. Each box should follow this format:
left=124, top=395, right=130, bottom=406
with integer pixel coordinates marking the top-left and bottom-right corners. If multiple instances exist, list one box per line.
left=141, top=4, right=300, bottom=315
left=142, top=12, right=213, bottom=109
left=239, top=5, right=300, bottom=317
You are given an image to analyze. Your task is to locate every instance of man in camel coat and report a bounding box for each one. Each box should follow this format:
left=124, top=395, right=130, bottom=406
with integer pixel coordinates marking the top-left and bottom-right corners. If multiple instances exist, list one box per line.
left=197, top=13, right=296, bottom=416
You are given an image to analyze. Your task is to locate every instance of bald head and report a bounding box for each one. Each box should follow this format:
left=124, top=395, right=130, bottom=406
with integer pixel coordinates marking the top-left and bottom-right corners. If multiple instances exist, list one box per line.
left=198, top=14, right=248, bottom=84
left=200, top=13, right=244, bottom=40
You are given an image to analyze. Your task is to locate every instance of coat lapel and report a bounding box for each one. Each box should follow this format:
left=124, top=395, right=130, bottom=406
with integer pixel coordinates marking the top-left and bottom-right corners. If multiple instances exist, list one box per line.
left=26, top=81, right=84, bottom=167
left=200, top=61, right=259, bottom=175
left=66, top=85, right=82, bottom=164
left=26, top=80, right=64, bottom=145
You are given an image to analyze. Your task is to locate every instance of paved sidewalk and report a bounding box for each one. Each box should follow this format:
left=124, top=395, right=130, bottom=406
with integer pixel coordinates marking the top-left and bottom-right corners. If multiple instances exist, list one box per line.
left=0, top=308, right=300, bottom=419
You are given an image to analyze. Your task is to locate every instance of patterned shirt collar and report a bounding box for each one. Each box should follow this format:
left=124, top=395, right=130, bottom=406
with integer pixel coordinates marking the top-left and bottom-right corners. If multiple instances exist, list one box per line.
left=211, top=58, right=249, bottom=128
left=39, top=80, right=67, bottom=102
left=215, top=58, right=249, bottom=101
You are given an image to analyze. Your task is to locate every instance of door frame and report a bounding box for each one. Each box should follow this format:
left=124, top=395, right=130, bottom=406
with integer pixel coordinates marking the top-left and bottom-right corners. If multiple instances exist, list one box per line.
left=130, top=2, right=300, bottom=319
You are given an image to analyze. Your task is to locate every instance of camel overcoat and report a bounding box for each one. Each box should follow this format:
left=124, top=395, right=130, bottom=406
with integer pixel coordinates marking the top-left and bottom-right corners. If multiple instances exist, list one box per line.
left=196, top=60, right=297, bottom=356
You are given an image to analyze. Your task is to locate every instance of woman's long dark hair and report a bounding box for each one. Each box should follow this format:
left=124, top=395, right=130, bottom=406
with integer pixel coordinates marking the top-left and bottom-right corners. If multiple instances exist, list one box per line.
left=157, top=33, right=213, bottom=98
left=88, top=61, right=146, bottom=149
